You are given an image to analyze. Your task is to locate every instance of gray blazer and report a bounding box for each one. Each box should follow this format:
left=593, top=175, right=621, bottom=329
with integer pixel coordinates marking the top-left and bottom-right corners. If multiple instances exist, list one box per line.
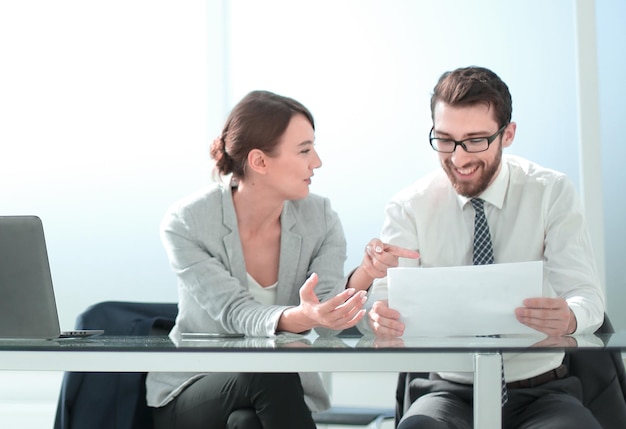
left=146, top=183, right=349, bottom=411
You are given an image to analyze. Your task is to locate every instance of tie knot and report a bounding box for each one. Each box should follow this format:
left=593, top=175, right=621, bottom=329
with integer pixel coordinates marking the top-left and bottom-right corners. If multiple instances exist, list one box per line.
left=471, top=198, right=485, bottom=212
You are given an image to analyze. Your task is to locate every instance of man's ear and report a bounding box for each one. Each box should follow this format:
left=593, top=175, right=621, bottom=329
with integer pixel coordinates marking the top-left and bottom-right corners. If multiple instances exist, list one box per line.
left=247, top=149, right=267, bottom=174
left=502, top=122, right=517, bottom=148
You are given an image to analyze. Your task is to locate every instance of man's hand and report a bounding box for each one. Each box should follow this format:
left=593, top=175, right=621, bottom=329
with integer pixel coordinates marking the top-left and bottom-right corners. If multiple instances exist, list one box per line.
left=368, top=300, right=404, bottom=337
left=515, top=297, right=577, bottom=336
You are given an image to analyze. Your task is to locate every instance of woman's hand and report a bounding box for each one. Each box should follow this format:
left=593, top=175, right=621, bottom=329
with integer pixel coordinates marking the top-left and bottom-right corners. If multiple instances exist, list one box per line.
left=349, top=239, right=420, bottom=291
left=278, top=273, right=367, bottom=333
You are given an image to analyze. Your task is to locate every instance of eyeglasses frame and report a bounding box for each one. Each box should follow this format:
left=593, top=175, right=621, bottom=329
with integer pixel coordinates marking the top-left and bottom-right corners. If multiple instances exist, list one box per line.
left=429, top=123, right=509, bottom=153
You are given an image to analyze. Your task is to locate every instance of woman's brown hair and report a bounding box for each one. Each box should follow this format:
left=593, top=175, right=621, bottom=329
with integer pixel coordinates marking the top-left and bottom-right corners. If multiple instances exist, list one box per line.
left=209, top=90, right=315, bottom=179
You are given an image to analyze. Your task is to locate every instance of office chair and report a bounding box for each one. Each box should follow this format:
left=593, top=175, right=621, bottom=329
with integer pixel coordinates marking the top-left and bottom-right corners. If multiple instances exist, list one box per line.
left=54, top=301, right=179, bottom=429
left=395, top=313, right=626, bottom=429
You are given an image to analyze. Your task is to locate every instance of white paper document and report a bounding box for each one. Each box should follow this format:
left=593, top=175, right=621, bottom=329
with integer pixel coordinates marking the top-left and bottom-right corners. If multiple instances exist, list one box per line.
left=388, top=261, right=543, bottom=337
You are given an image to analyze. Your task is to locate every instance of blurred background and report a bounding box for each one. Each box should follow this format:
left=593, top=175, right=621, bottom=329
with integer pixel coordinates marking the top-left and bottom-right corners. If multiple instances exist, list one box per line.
left=0, top=1, right=624, bottom=427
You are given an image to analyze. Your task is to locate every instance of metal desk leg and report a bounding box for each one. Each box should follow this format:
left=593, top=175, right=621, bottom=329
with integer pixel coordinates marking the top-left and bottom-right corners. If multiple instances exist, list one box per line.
left=474, top=352, right=502, bottom=429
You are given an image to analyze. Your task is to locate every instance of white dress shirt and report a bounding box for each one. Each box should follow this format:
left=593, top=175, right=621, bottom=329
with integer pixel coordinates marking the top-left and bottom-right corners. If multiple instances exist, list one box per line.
left=367, top=154, right=605, bottom=383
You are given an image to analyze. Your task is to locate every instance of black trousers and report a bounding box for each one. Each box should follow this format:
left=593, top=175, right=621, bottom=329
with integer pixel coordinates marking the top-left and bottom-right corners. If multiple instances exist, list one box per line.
left=398, top=376, right=602, bottom=429
left=152, top=372, right=316, bottom=429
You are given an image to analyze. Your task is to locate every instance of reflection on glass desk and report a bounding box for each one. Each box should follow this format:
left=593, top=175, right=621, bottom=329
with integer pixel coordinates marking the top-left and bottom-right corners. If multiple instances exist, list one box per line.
left=0, top=331, right=618, bottom=380
left=0, top=331, right=617, bottom=353
left=0, top=332, right=626, bottom=362
left=1, top=332, right=622, bottom=429
left=0, top=332, right=613, bottom=376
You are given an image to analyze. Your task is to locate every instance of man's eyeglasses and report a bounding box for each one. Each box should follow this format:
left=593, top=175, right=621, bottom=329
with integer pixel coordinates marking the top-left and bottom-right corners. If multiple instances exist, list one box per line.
left=429, top=124, right=508, bottom=153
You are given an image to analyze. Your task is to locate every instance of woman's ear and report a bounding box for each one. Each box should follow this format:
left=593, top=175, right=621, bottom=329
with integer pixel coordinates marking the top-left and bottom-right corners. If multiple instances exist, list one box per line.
left=247, top=149, right=267, bottom=175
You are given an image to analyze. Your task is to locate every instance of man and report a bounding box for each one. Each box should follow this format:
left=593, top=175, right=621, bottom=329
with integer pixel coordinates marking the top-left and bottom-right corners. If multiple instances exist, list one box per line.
left=365, top=66, right=605, bottom=428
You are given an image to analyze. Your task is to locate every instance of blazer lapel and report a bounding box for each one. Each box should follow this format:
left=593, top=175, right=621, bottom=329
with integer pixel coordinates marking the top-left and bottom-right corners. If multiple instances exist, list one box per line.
left=277, top=201, right=302, bottom=304
left=221, top=186, right=247, bottom=284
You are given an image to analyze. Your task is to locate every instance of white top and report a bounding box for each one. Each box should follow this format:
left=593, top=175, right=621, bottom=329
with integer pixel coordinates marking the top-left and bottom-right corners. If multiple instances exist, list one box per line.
left=365, top=155, right=605, bottom=384
left=247, top=273, right=278, bottom=305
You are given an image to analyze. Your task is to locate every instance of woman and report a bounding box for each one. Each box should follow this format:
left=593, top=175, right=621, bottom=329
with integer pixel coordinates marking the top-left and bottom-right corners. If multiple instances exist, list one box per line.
left=146, top=90, right=418, bottom=429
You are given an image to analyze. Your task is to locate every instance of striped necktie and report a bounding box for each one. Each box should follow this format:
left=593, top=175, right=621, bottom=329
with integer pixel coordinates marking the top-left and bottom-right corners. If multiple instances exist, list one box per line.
left=471, top=198, right=508, bottom=405
left=471, top=198, right=494, bottom=265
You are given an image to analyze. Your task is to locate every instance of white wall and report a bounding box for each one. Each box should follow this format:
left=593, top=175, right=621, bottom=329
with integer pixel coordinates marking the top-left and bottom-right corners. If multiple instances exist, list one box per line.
left=0, top=2, right=214, bottom=427
left=227, top=0, right=582, bottom=273
left=596, top=0, right=626, bottom=329
left=0, top=1, right=213, bottom=329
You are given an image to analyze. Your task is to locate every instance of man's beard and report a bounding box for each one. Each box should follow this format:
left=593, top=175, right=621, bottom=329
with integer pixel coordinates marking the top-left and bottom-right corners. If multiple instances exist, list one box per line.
left=442, top=143, right=502, bottom=197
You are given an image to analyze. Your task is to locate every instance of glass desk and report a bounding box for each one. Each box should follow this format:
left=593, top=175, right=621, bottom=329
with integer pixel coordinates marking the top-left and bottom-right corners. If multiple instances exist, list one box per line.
left=0, top=332, right=623, bottom=429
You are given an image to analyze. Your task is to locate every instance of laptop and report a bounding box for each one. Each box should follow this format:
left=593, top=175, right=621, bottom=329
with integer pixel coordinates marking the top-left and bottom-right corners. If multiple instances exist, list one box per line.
left=0, top=215, right=104, bottom=339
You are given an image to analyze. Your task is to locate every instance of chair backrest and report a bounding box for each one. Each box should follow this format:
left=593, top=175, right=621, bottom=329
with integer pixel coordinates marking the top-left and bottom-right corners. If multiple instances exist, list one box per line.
left=395, top=313, right=626, bottom=429
left=562, top=314, right=626, bottom=428
left=54, top=301, right=178, bottom=429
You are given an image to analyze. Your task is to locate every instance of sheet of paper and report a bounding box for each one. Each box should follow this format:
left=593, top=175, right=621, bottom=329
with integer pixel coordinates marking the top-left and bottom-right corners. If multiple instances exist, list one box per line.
left=388, top=261, right=543, bottom=337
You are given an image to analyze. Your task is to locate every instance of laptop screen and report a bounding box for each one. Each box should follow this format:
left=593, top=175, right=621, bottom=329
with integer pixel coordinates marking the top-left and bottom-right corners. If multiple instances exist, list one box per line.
left=0, top=216, right=62, bottom=339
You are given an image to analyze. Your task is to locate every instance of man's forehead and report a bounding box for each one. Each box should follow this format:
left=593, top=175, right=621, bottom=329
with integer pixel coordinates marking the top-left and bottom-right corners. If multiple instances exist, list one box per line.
left=433, top=102, right=498, bottom=129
